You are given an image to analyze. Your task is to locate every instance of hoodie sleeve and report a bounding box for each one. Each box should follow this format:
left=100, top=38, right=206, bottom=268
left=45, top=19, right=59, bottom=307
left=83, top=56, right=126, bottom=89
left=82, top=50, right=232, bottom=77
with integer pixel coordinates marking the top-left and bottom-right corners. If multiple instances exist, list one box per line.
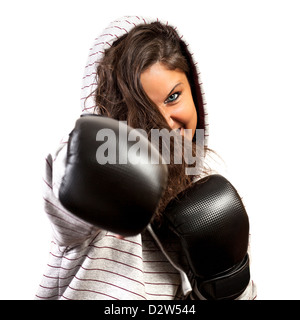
left=42, top=139, right=102, bottom=247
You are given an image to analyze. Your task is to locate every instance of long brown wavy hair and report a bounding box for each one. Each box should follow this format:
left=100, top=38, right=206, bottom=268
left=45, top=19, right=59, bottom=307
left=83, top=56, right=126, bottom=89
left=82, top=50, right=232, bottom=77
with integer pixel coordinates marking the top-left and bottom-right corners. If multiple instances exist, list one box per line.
left=88, top=22, right=210, bottom=223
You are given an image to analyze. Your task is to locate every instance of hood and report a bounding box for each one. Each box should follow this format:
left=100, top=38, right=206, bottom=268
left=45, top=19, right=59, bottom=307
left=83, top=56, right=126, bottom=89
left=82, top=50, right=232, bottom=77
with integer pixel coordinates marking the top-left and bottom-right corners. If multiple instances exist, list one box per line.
left=80, top=16, right=209, bottom=147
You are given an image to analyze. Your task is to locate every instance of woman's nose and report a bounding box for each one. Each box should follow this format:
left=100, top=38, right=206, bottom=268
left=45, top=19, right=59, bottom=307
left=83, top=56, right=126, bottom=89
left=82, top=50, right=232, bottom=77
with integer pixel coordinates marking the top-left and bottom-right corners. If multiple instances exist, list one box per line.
left=166, top=115, right=175, bottom=128
left=161, top=109, right=176, bottom=129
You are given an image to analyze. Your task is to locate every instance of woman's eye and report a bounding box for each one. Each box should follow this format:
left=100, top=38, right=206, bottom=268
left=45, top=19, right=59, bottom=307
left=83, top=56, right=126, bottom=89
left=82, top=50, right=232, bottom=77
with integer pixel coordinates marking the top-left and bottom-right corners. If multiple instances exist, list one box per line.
left=165, top=92, right=180, bottom=104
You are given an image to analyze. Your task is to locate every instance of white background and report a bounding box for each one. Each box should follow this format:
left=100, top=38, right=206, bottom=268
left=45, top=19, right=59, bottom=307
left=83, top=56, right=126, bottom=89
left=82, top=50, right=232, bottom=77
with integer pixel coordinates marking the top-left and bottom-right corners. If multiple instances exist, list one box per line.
left=0, top=0, right=299, bottom=300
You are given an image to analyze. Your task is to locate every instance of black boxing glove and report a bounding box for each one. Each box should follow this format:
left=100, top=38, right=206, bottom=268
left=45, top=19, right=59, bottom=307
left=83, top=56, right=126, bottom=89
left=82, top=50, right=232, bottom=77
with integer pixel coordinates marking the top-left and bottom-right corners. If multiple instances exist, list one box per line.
left=59, top=114, right=168, bottom=237
left=162, top=174, right=250, bottom=300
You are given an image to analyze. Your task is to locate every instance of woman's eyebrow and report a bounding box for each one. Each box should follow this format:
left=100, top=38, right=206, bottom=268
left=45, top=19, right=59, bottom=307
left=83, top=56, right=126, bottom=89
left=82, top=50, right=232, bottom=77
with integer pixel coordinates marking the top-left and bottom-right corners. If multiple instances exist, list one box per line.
left=164, top=82, right=182, bottom=101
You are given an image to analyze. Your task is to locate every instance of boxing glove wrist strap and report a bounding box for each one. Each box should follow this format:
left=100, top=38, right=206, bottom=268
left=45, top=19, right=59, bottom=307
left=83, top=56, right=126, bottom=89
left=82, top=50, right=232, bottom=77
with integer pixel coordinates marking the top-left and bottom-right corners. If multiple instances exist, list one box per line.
left=192, top=254, right=250, bottom=300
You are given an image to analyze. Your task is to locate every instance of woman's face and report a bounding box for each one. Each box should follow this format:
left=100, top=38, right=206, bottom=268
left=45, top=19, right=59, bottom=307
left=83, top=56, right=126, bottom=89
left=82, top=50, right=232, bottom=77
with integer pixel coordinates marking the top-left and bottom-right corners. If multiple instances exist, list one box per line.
left=140, top=62, right=198, bottom=140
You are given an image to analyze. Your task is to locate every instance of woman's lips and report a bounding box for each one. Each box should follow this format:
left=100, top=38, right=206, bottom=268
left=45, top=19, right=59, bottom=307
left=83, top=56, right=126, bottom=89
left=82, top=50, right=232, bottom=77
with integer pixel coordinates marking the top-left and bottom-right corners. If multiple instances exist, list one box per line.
left=174, top=127, right=193, bottom=141
left=174, top=127, right=185, bottom=136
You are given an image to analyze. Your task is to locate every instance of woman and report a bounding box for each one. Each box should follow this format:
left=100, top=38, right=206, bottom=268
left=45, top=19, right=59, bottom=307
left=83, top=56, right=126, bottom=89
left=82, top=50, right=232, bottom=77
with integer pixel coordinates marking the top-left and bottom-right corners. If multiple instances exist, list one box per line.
left=36, top=16, right=256, bottom=300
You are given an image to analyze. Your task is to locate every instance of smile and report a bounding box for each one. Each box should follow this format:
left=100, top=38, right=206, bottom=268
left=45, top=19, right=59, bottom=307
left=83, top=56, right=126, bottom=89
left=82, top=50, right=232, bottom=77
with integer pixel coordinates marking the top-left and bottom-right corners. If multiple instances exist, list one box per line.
left=174, top=127, right=185, bottom=136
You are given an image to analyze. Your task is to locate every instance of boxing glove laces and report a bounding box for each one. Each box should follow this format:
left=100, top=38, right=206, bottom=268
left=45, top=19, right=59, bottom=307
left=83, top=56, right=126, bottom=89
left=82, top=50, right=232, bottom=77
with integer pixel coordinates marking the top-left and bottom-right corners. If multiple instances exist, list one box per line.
left=163, top=174, right=250, bottom=300
left=59, top=114, right=168, bottom=237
